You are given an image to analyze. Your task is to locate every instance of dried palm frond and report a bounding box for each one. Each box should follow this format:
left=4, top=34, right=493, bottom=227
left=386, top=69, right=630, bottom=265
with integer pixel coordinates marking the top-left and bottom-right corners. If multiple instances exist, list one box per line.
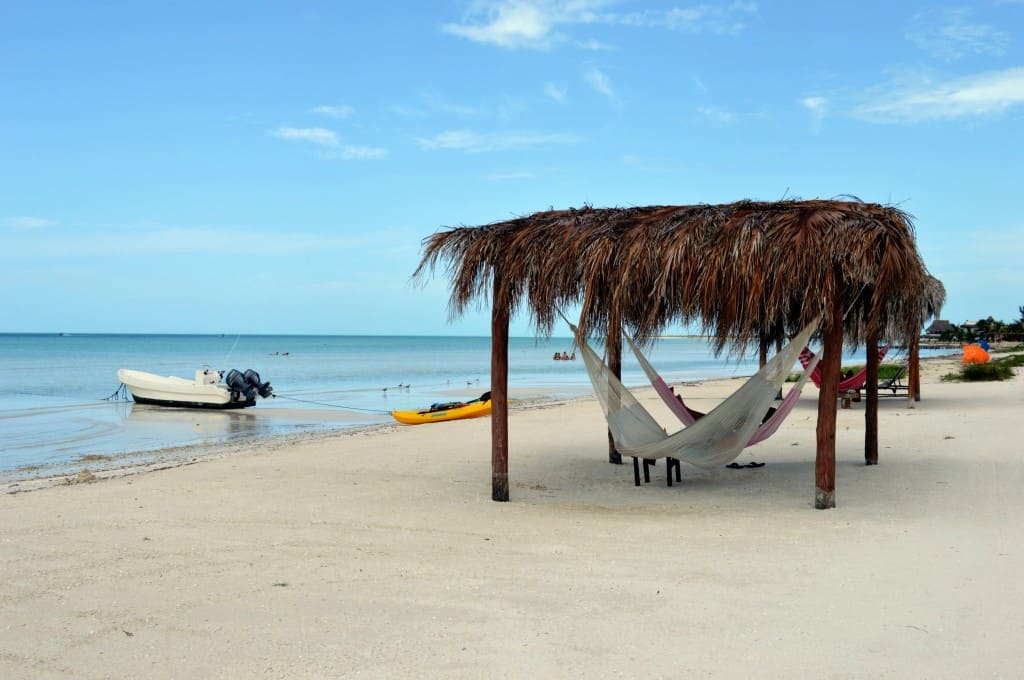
left=414, top=199, right=941, bottom=354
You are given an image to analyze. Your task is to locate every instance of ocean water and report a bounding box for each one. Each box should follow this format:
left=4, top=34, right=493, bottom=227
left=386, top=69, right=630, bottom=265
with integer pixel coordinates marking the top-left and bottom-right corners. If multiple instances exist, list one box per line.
left=0, top=333, right=941, bottom=477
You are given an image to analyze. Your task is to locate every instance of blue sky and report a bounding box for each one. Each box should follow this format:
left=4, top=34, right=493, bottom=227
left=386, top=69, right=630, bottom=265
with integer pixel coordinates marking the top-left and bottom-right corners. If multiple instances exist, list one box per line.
left=2, top=1, right=1022, bottom=335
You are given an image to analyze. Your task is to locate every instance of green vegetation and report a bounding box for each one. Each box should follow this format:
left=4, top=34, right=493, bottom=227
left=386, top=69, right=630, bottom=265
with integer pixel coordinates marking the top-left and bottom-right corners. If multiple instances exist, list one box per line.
left=942, top=353, right=1024, bottom=382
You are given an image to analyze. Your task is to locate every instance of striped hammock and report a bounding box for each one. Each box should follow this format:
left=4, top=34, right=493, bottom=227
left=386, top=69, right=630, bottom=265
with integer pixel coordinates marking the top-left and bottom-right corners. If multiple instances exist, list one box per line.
left=798, top=346, right=888, bottom=392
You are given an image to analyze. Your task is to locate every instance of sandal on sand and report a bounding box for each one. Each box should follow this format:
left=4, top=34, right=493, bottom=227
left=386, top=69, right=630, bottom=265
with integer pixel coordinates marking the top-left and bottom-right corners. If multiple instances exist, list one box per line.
left=726, top=461, right=766, bottom=469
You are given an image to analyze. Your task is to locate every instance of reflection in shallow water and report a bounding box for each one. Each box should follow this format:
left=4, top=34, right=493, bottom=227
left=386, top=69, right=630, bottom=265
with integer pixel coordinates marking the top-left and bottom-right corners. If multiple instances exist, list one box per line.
left=0, top=400, right=377, bottom=478
left=124, top=403, right=270, bottom=439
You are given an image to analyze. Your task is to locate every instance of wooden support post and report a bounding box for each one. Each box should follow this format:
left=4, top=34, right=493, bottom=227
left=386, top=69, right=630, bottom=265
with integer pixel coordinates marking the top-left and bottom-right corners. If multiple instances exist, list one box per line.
left=909, top=333, right=921, bottom=403
left=758, top=336, right=769, bottom=368
left=775, top=336, right=784, bottom=399
left=815, top=308, right=843, bottom=509
left=490, top=270, right=510, bottom=502
left=865, top=326, right=879, bottom=465
left=607, top=315, right=623, bottom=465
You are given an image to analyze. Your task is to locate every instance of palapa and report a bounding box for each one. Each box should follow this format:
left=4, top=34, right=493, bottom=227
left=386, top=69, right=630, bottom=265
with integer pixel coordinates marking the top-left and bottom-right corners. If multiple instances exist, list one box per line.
left=415, top=199, right=944, bottom=508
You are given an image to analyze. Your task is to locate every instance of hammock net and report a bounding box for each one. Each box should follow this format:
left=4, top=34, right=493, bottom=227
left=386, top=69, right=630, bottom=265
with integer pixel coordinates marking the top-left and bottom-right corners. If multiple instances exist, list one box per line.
left=624, top=333, right=821, bottom=446
left=571, top=318, right=819, bottom=467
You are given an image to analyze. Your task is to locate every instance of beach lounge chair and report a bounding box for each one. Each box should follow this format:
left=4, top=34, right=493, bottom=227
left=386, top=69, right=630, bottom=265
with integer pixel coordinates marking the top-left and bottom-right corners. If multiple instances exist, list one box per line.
left=877, top=365, right=909, bottom=395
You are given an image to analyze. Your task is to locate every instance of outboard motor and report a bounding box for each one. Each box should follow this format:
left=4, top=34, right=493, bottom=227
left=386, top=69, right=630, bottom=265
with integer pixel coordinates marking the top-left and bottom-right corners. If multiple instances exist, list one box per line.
left=243, top=369, right=273, bottom=398
left=225, top=369, right=258, bottom=402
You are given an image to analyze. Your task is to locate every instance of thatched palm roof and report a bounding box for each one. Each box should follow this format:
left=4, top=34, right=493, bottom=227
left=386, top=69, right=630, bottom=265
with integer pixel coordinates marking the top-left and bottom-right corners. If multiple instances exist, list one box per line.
left=416, top=199, right=942, bottom=352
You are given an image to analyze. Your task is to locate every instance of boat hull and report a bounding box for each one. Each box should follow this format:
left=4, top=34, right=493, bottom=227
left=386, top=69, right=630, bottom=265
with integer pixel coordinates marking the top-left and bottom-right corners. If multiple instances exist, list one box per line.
left=117, top=368, right=254, bottom=410
left=129, top=394, right=255, bottom=410
left=391, top=400, right=492, bottom=425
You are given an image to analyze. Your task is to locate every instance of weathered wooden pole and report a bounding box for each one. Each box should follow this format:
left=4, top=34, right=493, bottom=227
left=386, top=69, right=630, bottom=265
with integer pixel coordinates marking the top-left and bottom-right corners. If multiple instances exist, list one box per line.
left=815, top=302, right=844, bottom=509
left=865, top=324, right=880, bottom=465
left=758, top=335, right=769, bottom=368
left=606, top=311, right=623, bottom=465
left=909, top=333, right=921, bottom=403
left=490, top=267, right=510, bottom=502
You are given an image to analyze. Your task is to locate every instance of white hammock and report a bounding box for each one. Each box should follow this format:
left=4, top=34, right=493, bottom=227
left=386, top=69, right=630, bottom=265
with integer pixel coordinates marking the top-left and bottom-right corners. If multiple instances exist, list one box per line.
left=569, top=318, right=819, bottom=467
left=624, top=333, right=821, bottom=446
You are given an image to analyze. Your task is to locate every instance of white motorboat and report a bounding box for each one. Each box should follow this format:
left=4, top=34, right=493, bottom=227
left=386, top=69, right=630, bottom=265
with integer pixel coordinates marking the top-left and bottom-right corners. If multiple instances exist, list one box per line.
left=117, top=368, right=272, bottom=409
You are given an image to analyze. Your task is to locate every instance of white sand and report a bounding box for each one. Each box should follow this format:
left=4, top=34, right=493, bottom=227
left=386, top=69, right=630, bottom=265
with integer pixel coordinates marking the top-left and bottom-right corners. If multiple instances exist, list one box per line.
left=1, top=356, right=1021, bottom=678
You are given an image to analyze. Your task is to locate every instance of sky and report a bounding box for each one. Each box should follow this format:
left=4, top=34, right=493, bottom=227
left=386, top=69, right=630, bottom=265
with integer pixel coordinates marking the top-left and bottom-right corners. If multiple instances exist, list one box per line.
left=2, top=1, right=1023, bottom=336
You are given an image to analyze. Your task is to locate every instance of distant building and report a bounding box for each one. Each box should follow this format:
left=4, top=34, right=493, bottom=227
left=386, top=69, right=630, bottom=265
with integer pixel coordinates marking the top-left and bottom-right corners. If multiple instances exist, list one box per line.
left=923, top=319, right=953, bottom=339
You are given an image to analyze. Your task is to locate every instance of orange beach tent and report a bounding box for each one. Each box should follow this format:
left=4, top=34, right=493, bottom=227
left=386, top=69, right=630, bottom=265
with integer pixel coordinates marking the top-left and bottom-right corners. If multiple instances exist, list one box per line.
left=962, top=344, right=990, bottom=364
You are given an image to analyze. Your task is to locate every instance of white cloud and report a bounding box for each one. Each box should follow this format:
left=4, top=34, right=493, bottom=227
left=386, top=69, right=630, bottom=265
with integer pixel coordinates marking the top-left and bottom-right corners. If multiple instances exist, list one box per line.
left=852, top=67, right=1024, bottom=123
left=444, top=0, right=560, bottom=49
left=389, top=105, right=428, bottom=117
left=574, top=37, right=611, bottom=50
left=443, top=0, right=756, bottom=50
left=802, top=96, right=827, bottom=113
left=415, top=130, right=581, bottom=152
left=907, top=8, right=1009, bottom=61
left=487, top=171, right=534, bottom=180
left=599, top=2, right=757, bottom=34
left=421, top=92, right=480, bottom=116
left=802, top=96, right=827, bottom=129
left=2, top=216, right=56, bottom=230
left=271, top=126, right=339, bottom=147
left=324, top=146, right=388, bottom=160
left=271, top=127, right=385, bottom=160
left=544, top=82, right=567, bottom=103
left=585, top=67, right=614, bottom=98
left=310, top=104, right=355, bottom=119
left=697, top=105, right=735, bottom=123
left=662, top=2, right=757, bottom=35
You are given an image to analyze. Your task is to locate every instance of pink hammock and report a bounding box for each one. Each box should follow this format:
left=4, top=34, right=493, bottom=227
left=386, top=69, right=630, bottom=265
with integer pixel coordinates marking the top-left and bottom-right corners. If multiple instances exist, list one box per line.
left=625, top=335, right=821, bottom=448
left=797, top=346, right=889, bottom=392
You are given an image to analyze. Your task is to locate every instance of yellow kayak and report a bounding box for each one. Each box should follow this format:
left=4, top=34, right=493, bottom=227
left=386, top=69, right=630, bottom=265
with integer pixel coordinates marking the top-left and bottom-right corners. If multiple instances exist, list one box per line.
left=391, top=394, right=492, bottom=425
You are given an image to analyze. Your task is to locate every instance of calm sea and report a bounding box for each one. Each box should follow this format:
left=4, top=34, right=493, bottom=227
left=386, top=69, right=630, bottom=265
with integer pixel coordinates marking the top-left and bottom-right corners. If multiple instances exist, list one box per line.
left=0, top=333, right=942, bottom=477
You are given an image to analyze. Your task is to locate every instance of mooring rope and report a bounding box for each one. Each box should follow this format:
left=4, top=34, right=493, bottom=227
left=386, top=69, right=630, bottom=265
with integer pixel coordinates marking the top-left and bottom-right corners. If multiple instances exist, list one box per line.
left=100, top=384, right=389, bottom=414
left=270, top=394, right=391, bottom=414
left=103, top=383, right=129, bottom=401
left=222, top=334, right=242, bottom=366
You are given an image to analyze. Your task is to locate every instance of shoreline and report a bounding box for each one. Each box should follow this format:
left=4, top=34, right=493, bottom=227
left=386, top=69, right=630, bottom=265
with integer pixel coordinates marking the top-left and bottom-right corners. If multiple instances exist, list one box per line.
left=2, top=351, right=966, bottom=495
left=0, top=392, right=596, bottom=494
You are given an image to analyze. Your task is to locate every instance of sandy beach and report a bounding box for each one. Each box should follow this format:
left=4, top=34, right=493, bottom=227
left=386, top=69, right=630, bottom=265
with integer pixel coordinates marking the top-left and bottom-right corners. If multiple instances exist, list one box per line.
left=1, top=354, right=1021, bottom=678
